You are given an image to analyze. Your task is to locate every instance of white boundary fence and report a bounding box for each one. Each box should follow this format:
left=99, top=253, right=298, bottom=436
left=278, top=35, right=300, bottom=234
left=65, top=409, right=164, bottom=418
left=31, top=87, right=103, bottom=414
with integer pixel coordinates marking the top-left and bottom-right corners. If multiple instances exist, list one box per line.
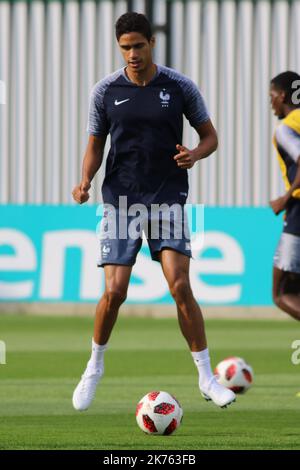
left=0, top=0, right=299, bottom=206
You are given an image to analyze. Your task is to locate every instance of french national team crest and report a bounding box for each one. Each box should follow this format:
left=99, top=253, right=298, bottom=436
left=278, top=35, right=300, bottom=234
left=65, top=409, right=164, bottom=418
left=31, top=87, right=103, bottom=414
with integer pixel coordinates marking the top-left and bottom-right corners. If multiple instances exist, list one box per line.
left=159, top=89, right=170, bottom=108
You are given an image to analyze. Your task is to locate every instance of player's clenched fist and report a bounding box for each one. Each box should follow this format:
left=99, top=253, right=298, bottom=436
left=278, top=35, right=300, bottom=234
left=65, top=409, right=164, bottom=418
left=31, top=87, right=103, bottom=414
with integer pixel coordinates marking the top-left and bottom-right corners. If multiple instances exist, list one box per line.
left=173, top=144, right=196, bottom=169
left=72, top=181, right=91, bottom=204
left=269, top=195, right=289, bottom=215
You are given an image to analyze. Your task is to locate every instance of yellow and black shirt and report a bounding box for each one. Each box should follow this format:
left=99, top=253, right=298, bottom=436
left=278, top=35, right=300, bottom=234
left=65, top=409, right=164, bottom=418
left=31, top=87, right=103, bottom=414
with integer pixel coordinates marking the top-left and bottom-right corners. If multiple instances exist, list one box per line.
left=273, top=109, right=300, bottom=236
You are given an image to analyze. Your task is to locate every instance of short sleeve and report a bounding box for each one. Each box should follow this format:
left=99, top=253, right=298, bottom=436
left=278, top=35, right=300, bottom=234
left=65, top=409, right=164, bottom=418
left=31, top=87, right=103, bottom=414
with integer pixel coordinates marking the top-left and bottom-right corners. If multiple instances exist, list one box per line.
left=182, top=79, right=210, bottom=128
left=276, top=124, right=300, bottom=163
left=86, top=83, right=109, bottom=136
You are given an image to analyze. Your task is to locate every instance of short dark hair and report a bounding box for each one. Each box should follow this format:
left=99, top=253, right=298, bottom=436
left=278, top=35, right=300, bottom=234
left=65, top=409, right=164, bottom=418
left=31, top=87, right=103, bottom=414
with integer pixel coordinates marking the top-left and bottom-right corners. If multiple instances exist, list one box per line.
left=115, top=12, right=153, bottom=42
left=271, top=71, right=300, bottom=105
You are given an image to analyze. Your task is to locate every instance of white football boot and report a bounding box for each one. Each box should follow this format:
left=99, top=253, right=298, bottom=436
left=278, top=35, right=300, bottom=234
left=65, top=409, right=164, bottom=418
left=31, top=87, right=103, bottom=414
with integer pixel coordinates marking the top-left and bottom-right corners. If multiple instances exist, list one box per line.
left=72, top=361, right=104, bottom=411
left=200, top=376, right=236, bottom=408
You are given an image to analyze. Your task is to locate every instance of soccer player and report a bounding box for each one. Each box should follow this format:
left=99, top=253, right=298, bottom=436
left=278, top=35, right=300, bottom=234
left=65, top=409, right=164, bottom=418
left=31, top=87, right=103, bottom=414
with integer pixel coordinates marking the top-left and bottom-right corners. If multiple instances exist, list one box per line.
left=269, top=71, right=300, bottom=320
left=72, top=12, right=236, bottom=410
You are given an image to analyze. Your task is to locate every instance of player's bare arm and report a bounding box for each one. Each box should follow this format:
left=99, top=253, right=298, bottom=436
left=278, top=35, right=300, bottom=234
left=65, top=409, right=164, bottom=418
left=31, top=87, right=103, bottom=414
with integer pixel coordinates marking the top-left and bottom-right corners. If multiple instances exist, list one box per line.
left=173, top=119, right=218, bottom=169
left=72, top=135, right=107, bottom=204
left=270, top=155, right=300, bottom=215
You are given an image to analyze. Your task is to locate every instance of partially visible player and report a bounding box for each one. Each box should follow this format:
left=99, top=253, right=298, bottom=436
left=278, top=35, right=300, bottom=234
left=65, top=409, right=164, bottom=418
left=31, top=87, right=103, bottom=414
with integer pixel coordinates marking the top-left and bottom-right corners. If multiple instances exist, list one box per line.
left=269, top=71, right=300, bottom=320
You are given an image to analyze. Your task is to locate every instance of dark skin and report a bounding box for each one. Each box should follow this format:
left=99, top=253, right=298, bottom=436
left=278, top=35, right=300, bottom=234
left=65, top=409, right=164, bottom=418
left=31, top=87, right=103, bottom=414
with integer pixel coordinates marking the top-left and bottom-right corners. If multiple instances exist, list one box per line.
left=273, top=268, right=300, bottom=321
left=269, top=83, right=300, bottom=320
left=269, top=83, right=300, bottom=214
left=72, top=32, right=218, bottom=348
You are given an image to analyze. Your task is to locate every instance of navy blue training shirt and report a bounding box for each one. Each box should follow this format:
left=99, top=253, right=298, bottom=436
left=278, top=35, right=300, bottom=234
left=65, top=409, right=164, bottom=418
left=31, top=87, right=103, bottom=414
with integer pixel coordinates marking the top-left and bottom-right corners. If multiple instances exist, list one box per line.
left=87, top=65, right=210, bottom=207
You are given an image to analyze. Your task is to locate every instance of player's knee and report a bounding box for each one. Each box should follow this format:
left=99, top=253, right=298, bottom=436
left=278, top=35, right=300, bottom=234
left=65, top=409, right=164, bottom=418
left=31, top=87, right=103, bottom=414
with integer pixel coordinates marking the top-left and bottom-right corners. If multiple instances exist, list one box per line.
left=272, top=279, right=283, bottom=308
left=273, top=290, right=287, bottom=311
left=104, top=287, right=127, bottom=307
left=273, top=293, right=281, bottom=308
left=169, top=277, right=191, bottom=304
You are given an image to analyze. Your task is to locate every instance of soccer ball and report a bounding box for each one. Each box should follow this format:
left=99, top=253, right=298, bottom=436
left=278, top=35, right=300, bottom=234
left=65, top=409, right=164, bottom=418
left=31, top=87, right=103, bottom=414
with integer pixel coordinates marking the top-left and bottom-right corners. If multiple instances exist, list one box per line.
left=136, top=391, right=183, bottom=435
left=215, top=357, right=253, bottom=394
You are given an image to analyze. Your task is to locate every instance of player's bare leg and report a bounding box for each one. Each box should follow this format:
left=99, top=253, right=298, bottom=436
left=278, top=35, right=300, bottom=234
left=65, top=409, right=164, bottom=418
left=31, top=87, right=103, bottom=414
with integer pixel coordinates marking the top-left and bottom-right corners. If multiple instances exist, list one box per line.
left=158, top=249, right=207, bottom=351
left=159, top=249, right=236, bottom=408
left=273, top=267, right=300, bottom=320
left=73, top=265, right=132, bottom=411
left=94, top=265, right=132, bottom=344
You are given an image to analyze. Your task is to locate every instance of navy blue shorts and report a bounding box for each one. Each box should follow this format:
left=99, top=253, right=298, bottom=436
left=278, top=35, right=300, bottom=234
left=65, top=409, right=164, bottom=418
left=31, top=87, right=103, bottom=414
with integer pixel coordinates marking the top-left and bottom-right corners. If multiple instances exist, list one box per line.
left=97, top=205, right=192, bottom=267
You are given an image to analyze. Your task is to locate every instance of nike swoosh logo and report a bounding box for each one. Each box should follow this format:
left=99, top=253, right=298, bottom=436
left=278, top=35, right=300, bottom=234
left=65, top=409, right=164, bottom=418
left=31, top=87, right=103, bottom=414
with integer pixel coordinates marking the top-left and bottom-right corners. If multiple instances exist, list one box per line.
left=114, top=98, right=130, bottom=106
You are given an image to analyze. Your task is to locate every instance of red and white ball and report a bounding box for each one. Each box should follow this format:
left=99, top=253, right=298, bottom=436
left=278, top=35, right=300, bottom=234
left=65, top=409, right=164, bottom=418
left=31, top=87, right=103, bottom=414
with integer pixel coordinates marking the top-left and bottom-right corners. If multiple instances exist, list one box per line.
left=136, top=391, right=183, bottom=435
left=215, top=357, right=253, bottom=394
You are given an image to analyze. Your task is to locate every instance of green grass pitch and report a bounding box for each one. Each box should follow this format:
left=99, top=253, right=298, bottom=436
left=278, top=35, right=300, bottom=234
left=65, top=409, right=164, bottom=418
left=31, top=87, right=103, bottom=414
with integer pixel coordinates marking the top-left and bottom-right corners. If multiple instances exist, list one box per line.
left=0, top=314, right=300, bottom=450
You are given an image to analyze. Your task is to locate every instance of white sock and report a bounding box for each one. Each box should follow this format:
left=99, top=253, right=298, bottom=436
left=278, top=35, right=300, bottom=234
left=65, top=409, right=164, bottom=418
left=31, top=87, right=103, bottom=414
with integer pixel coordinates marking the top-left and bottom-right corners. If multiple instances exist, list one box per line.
left=87, top=338, right=108, bottom=372
left=191, top=349, right=214, bottom=389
